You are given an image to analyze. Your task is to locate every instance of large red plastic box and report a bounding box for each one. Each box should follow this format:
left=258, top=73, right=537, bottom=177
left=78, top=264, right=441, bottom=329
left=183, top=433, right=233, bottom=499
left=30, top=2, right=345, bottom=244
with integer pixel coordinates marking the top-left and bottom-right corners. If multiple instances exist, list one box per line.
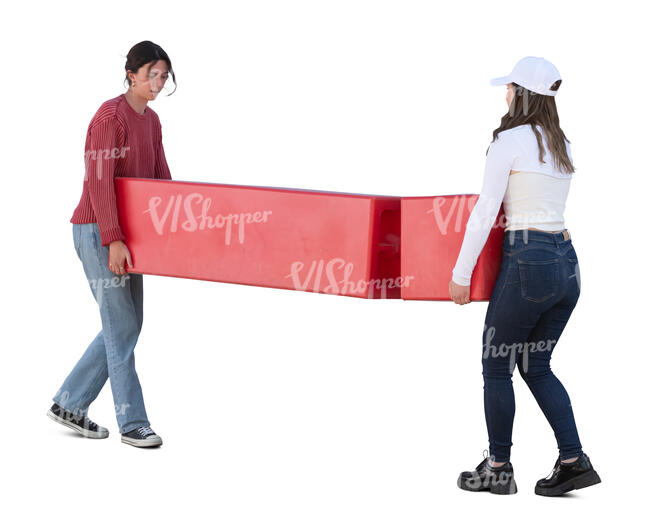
left=115, top=178, right=402, bottom=299
left=400, top=194, right=505, bottom=301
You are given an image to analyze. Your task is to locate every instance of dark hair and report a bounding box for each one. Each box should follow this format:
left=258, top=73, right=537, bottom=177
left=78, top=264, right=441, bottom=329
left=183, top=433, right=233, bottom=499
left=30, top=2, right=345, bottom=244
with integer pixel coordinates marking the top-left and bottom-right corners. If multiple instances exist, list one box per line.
left=488, top=80, right=574, bottom=175
left=122, top=41, right=177, bottom=96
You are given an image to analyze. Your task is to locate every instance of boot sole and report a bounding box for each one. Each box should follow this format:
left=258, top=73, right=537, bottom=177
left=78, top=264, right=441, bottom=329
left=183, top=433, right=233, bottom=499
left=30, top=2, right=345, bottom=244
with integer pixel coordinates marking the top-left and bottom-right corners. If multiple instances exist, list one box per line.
left=121, top=435, right=163, bottom=448
left=457, top=475, right=518, bottom=494
left=47, top=410, right=109, bottom=439
left=535, top=469, right=601, bottom=496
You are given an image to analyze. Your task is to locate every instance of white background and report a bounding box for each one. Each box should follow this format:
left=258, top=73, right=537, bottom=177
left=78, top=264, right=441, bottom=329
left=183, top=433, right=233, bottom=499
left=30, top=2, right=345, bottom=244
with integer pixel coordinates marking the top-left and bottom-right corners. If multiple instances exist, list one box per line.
left=2, top=0, right=648, bottom=523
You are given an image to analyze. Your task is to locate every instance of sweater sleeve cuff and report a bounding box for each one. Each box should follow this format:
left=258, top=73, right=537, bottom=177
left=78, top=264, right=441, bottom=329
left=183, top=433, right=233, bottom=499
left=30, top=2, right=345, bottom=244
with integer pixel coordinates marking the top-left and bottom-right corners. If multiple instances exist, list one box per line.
left=99, top=226, right=125, bottom=246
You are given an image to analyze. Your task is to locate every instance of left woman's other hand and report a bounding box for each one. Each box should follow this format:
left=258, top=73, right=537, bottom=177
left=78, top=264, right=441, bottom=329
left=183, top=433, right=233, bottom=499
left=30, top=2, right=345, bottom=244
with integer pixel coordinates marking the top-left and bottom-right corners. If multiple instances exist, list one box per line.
left=449, top=279, right=471, bottom=305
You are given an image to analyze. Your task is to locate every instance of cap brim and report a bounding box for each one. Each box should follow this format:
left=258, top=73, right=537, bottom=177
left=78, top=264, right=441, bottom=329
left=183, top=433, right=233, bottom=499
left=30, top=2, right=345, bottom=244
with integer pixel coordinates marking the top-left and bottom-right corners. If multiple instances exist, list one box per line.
left=490, top=75, right=512, bottom=86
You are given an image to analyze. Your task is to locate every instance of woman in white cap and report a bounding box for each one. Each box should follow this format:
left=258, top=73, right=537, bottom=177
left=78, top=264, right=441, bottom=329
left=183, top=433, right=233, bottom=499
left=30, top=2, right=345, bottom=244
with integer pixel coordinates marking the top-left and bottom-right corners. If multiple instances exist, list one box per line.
left=449, top=57, right=601, bottom=496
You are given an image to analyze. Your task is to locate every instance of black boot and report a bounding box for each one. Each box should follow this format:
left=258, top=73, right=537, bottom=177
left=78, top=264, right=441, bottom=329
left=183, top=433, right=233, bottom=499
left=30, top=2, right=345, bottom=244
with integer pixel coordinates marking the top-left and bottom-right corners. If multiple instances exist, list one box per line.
left=457, top=450, right=517, bottom=495
left=535, top=452, right=601, bottom=496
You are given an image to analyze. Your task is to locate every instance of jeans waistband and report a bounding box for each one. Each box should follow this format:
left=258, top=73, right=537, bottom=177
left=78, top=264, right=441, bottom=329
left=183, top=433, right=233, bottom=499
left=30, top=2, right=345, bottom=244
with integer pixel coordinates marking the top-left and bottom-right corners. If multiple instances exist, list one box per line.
left=503, top=228, right=571, bottom=247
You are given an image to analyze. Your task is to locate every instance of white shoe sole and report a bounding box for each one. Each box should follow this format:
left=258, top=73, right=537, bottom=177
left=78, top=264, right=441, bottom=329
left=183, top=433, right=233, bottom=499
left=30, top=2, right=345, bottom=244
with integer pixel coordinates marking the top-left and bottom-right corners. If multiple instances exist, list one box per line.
left=47, top=410, right=109, bottom=439
left=121, top=435, right=163, bottom=448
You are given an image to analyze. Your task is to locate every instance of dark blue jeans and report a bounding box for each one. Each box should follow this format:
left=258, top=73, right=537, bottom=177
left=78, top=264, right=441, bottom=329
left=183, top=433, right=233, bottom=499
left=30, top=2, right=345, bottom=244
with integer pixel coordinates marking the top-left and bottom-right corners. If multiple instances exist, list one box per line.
left=482, top=228, right=583, bottom=462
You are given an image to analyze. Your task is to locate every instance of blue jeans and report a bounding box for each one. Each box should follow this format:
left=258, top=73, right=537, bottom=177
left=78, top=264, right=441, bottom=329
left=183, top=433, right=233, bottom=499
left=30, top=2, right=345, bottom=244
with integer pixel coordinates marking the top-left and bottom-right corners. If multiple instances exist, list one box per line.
left=52, top=223, right=150, bottom=434
left=482, top=228, right=583, bottom=462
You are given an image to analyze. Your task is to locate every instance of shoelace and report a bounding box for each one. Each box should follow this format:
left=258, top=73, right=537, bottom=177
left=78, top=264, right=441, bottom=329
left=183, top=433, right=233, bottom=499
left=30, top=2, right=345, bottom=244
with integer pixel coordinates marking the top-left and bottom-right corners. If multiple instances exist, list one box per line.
left=475, top=449, right=492, bottom=471
left=67, top=410, right=98, bottom=430
left=480, top=449, right=500, bottom=470
left=84, top=418, right=99, bottom=431
left=137, top=426, right=155, bottom=437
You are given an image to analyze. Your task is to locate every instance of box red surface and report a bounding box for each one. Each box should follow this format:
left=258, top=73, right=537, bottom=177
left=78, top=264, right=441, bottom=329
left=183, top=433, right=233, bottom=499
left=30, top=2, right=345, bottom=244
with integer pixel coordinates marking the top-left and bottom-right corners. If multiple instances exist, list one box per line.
left=115, top=178, right=402, bottom=299
left=400, top=194, right=505, bottom=301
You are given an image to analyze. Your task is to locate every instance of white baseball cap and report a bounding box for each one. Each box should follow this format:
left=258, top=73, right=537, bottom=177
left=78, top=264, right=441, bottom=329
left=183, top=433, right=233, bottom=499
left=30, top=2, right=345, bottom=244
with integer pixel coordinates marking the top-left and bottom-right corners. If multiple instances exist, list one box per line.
left=490, top=56, right=561, bottom=96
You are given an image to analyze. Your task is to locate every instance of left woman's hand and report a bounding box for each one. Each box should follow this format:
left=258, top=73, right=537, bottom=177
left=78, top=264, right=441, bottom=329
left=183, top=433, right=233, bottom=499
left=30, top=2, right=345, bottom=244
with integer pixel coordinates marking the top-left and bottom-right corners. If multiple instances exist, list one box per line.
left=449, top=279, right=471, bottom=305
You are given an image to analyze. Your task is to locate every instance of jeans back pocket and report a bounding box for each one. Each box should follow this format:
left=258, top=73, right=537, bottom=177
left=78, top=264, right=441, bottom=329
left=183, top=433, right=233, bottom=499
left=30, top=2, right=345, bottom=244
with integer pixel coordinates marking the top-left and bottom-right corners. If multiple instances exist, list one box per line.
left=518, top=258, right=559, bottom=303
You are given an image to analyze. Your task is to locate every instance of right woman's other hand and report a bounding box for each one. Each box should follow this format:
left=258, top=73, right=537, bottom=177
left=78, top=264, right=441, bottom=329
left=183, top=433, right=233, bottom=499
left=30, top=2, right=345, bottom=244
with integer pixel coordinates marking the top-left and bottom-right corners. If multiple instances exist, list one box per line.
left=108, top=240, right=133, bottom=275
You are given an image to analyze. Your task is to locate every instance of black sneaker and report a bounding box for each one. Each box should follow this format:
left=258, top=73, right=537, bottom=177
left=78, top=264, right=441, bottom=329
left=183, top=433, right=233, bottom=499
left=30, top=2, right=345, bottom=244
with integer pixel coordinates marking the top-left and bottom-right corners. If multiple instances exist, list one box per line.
left=457, top=450, right=518, bottom=495
left=47, top=402, right=109, bottom=439
left=121, top=426, right=163, bottom=448
left=535, top=452, right=601, bottom=496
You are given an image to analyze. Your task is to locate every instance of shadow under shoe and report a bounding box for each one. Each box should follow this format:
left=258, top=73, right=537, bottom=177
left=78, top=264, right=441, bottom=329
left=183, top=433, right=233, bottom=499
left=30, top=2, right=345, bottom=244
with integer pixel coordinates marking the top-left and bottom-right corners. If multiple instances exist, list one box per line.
left=535, top=452, right=601, bottom=496
left=457, top=451, right=517, bottom=495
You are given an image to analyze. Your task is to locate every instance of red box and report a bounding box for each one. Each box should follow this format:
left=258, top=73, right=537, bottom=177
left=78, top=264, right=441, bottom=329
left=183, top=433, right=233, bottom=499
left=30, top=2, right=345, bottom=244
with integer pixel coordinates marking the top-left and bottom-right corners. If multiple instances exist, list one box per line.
left=115, top=178, right=402, bottom=299
left=400, top=194, right=505, bottom=301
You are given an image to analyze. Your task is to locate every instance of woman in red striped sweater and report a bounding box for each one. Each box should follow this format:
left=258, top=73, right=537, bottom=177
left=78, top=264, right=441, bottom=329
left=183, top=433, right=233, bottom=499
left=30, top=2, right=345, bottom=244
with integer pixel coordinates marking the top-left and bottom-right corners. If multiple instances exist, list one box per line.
left=48, top=41, right=176, bottom=448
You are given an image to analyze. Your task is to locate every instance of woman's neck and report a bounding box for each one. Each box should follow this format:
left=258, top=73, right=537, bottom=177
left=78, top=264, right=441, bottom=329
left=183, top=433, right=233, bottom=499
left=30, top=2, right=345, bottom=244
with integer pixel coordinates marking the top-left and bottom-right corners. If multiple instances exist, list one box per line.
left=124, top=90, right=148, bottom=115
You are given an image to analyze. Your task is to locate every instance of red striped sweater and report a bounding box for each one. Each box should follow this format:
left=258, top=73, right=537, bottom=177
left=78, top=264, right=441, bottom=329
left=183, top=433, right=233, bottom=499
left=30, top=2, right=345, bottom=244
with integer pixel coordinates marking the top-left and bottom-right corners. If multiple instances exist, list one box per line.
left=70, top=93, right=173, bottom=246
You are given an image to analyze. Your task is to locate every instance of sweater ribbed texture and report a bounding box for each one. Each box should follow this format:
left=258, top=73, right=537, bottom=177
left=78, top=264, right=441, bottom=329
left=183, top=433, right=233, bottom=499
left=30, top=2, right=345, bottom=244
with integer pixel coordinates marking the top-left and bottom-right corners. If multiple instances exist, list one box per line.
left=70, top=93, right=172, bottom=246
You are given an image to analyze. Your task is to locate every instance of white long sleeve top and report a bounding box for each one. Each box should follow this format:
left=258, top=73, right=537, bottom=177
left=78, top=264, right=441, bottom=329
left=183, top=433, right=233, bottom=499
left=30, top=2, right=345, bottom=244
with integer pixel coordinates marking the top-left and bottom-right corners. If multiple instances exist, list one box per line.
left=451, top=123, right=573, bottom=286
